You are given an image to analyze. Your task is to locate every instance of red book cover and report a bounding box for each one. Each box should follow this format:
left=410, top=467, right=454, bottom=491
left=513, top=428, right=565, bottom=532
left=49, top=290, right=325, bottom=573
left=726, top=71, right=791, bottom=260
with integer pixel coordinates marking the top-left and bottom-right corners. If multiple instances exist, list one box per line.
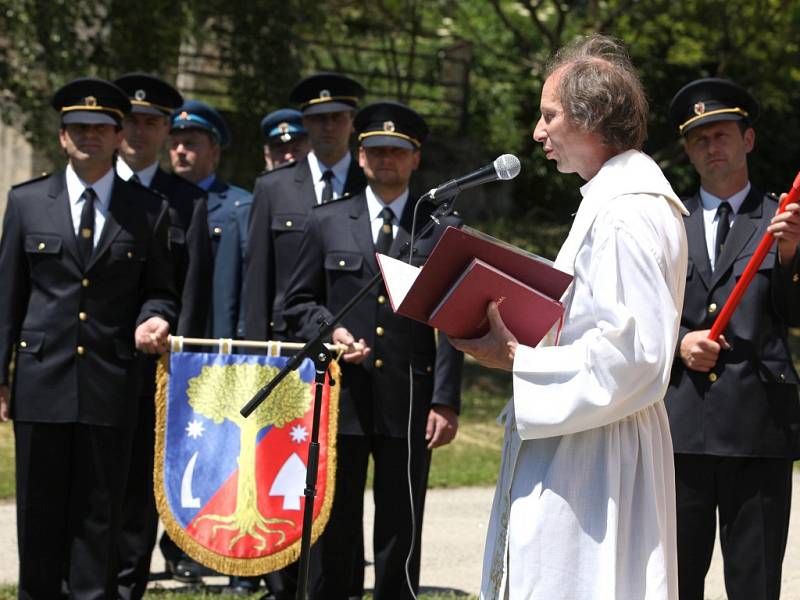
left=376, top=225, right=572, bottom=344
left=428, top=258, right=564, bottom=346
left=387, top=226, right=572, bottom=322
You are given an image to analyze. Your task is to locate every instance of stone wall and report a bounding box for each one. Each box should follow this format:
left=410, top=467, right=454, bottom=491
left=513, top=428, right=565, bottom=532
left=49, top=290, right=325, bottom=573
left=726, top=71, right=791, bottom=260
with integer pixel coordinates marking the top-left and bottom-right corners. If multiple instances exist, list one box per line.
left=0, top=120, right=36, bottom=228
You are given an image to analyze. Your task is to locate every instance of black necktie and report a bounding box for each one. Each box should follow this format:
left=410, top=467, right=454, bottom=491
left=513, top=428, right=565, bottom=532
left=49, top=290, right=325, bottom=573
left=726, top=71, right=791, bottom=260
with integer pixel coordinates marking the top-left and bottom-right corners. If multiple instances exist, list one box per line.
left=77, top=188, right=97, bottom=267
left=320, top=170, right=334, bottom=204
left=714, top=201, right=732, bottom=267
left=130, top=172, right=141, bottom=185
left=375, top=207, right=395, bottom=255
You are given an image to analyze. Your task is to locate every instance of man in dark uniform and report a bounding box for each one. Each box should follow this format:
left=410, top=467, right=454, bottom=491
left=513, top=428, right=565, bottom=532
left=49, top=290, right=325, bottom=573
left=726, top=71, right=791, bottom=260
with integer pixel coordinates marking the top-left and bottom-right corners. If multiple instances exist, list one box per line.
left=260, top=108, right=310, bottom=171
left=170, top=100, right=252, bottom=339
left=284, top=101, right=463, bottom=600
left=665, top=78, right=800, bottom=600
left=0, top=78, right=177, bottom=599
left=244, top=72, right=367, bottom=346
left=242, top=72, right=368, bottom=599
left=112, top=73, right=213, bottom=598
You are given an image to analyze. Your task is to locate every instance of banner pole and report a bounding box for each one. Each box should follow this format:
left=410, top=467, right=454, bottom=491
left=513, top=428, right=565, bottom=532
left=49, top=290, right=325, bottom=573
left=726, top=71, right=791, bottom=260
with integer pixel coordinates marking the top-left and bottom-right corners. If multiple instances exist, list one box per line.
left=167, top=336, right=349, bottom=353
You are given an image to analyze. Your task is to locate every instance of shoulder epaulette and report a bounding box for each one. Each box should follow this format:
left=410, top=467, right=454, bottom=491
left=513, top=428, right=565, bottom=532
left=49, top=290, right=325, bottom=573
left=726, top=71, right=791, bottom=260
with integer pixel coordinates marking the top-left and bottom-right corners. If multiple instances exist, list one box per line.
left=169, top=172, right=206, bottom=195
left=312, top=192, right=355, bottom=209
left=123, top=177, right=167, bottom=201
left=11, top=172, right=51, bottom=189
left=257, top=159, right=298, bottom=179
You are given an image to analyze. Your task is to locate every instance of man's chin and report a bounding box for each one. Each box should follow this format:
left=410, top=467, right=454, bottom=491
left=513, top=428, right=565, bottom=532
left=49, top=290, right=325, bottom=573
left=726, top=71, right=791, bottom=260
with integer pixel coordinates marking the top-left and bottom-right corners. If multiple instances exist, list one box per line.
left=72, top=151, right=113, bottom=165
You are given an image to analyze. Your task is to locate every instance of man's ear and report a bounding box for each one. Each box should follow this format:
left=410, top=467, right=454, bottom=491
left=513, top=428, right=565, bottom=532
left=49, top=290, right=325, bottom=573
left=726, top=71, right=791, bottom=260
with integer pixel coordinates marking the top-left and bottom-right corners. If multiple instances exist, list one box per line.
left=743, top=127, right=755, bottom=154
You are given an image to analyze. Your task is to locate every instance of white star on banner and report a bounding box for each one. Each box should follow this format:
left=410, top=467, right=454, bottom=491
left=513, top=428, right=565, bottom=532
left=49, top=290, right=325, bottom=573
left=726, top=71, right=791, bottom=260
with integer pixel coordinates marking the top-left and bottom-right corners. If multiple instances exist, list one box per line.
left=289, top=424, right=309, bottom=444
left=185, top=419, right=205, bottom=439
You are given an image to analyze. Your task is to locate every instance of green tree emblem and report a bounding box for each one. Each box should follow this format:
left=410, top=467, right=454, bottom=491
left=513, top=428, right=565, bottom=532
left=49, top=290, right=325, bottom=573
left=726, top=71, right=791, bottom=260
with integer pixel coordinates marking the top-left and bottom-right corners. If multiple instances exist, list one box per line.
left=187, top=362, right=311, bottom=550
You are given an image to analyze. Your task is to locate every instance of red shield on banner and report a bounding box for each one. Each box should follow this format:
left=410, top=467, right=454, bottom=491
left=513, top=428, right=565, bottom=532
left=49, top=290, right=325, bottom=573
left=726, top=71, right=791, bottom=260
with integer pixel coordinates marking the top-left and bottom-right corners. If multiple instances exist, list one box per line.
left=154, top=351, right=339, bottom=575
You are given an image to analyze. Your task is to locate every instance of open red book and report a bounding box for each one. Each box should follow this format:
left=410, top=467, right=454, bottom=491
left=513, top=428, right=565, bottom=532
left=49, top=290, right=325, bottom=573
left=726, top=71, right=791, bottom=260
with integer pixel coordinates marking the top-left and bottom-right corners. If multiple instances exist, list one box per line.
left=376, top=226, right=573, bottom=347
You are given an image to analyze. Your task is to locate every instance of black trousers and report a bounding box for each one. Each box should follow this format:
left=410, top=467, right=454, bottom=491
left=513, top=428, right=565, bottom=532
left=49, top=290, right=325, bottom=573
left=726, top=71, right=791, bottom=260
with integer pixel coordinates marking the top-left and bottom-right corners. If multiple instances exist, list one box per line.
left=15, top=421, right=134, bottom=600
left=309, top=434, right=431, bottom=600
left=115, top=381, right=160, bottom=600
left=674, top=454, right=793, bottom=600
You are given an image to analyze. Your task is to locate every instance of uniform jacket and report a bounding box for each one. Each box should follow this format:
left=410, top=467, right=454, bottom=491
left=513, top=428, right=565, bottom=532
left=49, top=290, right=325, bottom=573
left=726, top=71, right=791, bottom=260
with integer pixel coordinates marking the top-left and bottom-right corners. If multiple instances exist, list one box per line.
left=283, top=190, right=462, bottom=438
left=0, top=170, right=178, bottom=428
left=244, top=155, right=366, bottom=341
left=206, top=177, right=252, bottom=338
left=150, top=167, right=212, bottom=337
left=665, top=187, right=800, bottom=458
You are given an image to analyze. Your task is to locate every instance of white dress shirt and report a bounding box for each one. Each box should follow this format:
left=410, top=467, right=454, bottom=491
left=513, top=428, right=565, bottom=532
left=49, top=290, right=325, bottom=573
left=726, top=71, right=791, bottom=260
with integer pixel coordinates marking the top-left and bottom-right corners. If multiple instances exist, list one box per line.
left=115, top=157, right=159, bottom=188
left=65, top=164, right=115, bottom=247
left=699, top=182, right=750, bottom=269
left=365, top=186, right=409, bottom=244
left=307, top=151, right=351, bottom=204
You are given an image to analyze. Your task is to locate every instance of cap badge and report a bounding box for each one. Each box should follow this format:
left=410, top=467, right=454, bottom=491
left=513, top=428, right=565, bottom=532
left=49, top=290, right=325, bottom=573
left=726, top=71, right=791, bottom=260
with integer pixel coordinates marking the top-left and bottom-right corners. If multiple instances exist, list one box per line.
left=319, top=89, right=331, bottom=99
left=179, top=111, right=189, bottom=120
left=134, top=89, right=146, bottom=101
left=693, top=101, right=706, bottom=116
left=278, top=122, right=290, bottom=133
left=383, top=121, right=395, bottom=133
left=85, top=96, right=97, bottom=107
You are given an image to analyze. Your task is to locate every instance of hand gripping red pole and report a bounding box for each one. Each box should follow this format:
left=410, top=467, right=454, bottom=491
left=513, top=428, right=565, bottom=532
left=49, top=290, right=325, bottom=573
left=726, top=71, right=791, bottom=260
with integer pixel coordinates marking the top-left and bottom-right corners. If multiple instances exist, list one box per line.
left=708, top=171, right=800, bottom=340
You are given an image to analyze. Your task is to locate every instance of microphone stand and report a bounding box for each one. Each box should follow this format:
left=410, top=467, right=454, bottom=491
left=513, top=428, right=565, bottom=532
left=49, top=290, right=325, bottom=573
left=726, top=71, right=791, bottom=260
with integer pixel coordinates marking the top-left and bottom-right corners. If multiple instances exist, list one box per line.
left=241, top=192, right=458, bottom=600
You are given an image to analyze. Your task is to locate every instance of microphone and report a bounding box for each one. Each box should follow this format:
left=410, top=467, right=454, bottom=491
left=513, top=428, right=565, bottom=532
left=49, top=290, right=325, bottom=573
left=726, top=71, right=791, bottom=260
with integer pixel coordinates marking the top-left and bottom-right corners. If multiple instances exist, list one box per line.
left=427, top=154, right=521, bottom=201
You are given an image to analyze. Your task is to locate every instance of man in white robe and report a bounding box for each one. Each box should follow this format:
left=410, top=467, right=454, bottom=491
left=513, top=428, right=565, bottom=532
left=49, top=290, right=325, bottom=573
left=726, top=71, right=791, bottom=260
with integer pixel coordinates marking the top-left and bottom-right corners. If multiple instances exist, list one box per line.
left=452, top=35, right=688, bottom=600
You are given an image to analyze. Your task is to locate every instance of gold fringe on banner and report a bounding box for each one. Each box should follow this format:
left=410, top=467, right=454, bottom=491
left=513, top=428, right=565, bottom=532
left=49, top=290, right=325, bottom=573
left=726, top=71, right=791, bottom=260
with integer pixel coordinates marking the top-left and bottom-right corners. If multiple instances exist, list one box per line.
left=154, top=353, right=341, bottom=576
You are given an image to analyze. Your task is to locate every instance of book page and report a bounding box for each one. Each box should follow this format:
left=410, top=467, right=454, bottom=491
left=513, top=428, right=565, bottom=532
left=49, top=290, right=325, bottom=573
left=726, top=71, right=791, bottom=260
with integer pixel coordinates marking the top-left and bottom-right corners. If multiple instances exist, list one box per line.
left=461, top=225, right=557, bottom=267
left=375, top=253, right=421, bottom=312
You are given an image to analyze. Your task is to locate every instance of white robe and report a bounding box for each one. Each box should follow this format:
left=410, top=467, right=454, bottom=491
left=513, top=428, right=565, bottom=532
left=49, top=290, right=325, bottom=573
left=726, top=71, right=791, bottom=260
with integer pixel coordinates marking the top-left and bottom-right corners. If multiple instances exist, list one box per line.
left=480, top=150, right=689, bottom=600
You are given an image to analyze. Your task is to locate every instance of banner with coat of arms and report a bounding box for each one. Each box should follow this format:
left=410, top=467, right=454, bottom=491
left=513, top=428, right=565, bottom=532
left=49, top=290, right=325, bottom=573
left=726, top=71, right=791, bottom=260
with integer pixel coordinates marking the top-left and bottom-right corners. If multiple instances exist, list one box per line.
left=154, top=351, right=339, bottom=575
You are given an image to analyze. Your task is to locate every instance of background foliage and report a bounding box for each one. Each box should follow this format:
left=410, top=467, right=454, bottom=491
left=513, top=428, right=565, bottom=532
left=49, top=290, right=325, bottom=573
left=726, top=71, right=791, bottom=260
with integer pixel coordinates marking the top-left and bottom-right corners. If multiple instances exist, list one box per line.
left=2, top=0, right=800, bottom=248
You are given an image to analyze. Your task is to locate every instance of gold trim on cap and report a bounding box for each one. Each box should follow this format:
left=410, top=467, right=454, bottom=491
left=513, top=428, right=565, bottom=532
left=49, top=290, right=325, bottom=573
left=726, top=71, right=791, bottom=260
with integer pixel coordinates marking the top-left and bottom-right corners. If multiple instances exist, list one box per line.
left=61, top=105, right=125, bottom=119
left=679, top=107, right=749, bottom=134
left=302, top=95, right=360, bottom=108
left=131, top=99, right=173, bottom=114
left=358, top=130, right=420, bottom=148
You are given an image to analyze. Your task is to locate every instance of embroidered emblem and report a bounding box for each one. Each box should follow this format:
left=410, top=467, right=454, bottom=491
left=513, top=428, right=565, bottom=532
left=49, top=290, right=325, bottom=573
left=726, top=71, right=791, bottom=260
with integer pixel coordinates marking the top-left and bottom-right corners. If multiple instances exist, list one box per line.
left=693, top=101, right=706, bottom=116
left=179, top=111, right=189, bottom=120
left=134, top=89, right=146, bottom=101
left=85, top=96, right=97, bottom=107
left=278, top=122, right=289, bottom=134
left=383, top=121, right=395, bottom=132
left=319, top=89, right=331, bottom=99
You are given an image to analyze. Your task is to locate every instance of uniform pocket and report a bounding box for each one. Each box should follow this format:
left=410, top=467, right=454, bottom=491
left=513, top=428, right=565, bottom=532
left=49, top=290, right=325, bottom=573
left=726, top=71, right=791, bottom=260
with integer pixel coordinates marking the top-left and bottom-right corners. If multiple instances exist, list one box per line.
left=17, top=330, right=44, bottom=355
left=758, top=359, right=800, bottom=384
left=109, top=241, right=145, bottom=262
left=325, top=253, right=363, bottom=272
left=272, top=214, right=308, bottom=232
left=24, top=234, right=62, bottom=255
left=734, top=252, right=775, bottom=277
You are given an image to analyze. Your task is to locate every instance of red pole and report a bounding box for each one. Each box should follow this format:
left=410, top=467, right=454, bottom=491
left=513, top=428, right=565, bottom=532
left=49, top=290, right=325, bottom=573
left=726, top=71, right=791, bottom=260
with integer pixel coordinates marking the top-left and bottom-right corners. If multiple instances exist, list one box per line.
left=708, top=171, right=800, bottom=340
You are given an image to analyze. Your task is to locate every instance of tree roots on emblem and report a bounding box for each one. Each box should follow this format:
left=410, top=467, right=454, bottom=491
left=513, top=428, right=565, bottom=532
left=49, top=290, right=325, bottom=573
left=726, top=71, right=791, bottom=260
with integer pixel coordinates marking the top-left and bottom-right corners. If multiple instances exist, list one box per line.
left=196, top=507, right=294, bottom=551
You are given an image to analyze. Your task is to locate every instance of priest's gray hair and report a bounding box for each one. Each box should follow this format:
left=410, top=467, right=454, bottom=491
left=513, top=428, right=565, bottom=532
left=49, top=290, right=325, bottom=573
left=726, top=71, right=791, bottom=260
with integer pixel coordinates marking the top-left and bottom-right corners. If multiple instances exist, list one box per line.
left=546, top=34, right=649, bottom=151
